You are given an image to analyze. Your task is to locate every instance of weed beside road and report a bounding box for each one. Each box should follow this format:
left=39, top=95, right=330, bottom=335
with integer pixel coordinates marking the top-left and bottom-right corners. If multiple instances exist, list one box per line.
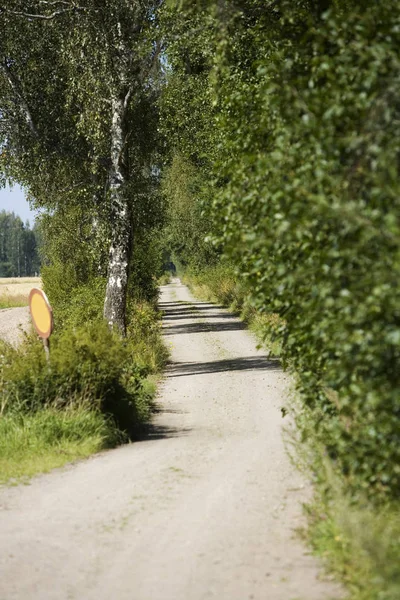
left=0, top=408, right=118, bottom=484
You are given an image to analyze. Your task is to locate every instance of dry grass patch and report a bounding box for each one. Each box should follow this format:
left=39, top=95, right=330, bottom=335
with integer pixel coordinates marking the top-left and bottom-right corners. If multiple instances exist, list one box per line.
left=0, top=277, right=41, bottom=309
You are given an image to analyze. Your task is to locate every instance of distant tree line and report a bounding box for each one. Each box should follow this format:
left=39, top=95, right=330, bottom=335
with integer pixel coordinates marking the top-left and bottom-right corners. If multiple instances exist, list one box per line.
left=0, top=210, right=40, bottom=277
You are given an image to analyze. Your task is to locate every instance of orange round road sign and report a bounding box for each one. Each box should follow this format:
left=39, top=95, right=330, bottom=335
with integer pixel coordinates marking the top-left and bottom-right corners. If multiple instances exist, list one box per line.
left=29, top=288, right=53, bottom=339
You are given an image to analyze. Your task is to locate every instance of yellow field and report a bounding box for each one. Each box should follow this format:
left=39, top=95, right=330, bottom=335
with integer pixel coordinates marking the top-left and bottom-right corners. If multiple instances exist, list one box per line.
left=0, top=278, right=42, bottom=308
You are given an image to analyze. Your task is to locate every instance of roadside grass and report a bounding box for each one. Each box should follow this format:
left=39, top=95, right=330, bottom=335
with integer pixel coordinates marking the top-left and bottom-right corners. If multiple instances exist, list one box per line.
left=0, top=408, right=120, bottom=484
left=158, top=272, right=171, bottom=286
left=183, top=265, right=283, bottom=357
left=0, top=293, right=28, bottom=309
left=183, top=265, right=241, bottom=307
left=241, top=305, right=283, bottom=357
left=305, top=492, right=400, bottom=600
left=286, top=394, right=400, bottom=600
left=127, top=301, right=170, bottom=373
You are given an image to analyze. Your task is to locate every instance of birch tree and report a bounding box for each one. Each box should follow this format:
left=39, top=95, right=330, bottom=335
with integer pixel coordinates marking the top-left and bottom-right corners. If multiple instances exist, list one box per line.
left=0, top=0, right=163, bottom=333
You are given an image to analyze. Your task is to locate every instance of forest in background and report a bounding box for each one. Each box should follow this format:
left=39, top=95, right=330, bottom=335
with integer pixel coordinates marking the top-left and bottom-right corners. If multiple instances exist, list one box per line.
left=0, top=2, right=399, bottom=598
left=0, top=210, right=40, bottom=277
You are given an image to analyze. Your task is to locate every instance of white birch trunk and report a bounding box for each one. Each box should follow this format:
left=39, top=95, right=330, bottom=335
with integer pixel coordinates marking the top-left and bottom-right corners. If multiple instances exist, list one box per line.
left=1, top=62, right=39, bottom=139
left=103, top=94, right=131, bottom=335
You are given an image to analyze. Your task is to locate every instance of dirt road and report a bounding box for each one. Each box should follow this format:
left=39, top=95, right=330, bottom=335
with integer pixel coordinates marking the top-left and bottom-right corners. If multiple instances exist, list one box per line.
left=0, top=280, right=342, bottom=600
left=0, top=306, right=30, bottom=345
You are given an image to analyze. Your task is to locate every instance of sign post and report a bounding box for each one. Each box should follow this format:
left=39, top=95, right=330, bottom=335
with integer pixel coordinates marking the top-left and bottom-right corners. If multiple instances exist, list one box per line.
left=29, top=288, right=54, bottom=361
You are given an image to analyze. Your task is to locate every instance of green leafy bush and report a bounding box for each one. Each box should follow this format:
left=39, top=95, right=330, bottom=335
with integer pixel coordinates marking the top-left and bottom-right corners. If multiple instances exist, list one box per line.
left=128, top=229, right=166, bottom=304
left=127, top=301, right=169, bottom=372
left=60, top=279, right=106, bottom=329
left=183, top=263, right=241, bottom=307
left=41, top=258, right=106, bottom=329
left=0, top=321, right=153, bottom=437
left=193, top=0, right=400, bottom=501
left=162, top=0, right=400, bottom=500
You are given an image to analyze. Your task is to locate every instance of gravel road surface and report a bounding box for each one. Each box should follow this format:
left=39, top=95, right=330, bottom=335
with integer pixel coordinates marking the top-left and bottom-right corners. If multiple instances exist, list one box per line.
left=0, top=280, right=342, bottom=600
left=0, top=306, right=30, bottom=345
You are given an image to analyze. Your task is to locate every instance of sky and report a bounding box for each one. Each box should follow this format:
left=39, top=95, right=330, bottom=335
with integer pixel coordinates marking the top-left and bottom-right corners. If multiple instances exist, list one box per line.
left=0, top=183, right=37, bottom=225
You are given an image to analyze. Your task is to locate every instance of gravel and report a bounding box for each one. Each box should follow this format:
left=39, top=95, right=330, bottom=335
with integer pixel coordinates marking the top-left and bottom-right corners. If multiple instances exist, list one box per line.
left=0, top=306, right=31, bottom=346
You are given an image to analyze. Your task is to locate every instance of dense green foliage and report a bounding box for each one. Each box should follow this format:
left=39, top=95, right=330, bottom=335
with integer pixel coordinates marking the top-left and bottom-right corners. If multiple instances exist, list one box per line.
left=161, top=155, right=218, bottom=270
left=0, top=0, right=165, bottom=331
left=39, top=200, right=165, bottom=329
left=0, top=310, right=167, bottom=436
left=159, top=8, right=220, bottom=271
left=0, top=1, right=170, bottom=480
left=0, top=210, right=40, bottom=277
left=161, top=0, right=400, bottom=502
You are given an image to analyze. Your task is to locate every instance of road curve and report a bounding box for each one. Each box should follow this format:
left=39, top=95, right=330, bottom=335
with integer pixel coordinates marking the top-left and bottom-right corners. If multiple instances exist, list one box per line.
left=0, top=280, right=342, bottom=600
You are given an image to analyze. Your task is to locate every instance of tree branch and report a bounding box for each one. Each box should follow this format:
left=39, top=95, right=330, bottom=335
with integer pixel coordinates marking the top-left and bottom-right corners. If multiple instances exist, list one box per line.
left=38, top=1, right=71, bottom=6
left=0, top=3, right=84, bottom=21
left=123, top=88, right=133, bottom=112
left=0, top=61, right=39, bottom=138
left=141, top=40, right=164, bottom=83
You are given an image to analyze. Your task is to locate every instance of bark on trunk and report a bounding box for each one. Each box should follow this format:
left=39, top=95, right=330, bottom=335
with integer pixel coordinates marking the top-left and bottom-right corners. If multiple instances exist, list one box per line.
left=103, top=94, right=131, bottom=335
left=1, top=62, right=39, bottom=138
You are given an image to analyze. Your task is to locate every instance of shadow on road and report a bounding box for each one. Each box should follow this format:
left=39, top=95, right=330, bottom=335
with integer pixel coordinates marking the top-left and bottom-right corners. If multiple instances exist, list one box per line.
left=137, top=423, right=192, bottom=442
left=163, top=321, right=246, bottom=335
left=159, top=302, right=224, bottom=310
left=135, top=401, right=192, bottom=442
left=167, top=356, right=280, bottom=378
left=162, top=312, right=234, bottom=321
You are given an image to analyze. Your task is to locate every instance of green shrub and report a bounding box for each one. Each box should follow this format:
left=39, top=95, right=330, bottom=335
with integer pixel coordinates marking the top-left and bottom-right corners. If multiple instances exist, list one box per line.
left=127, top=301, right=169, bottom=373
left=163, top=0, right=400, bottom=499
left=0, top=293, right=28, bottom=309
left=41, top=263, right=105, bottom=329
left=0, top=294, right=168, bottom=482
left=0, top=321, right=153, bottom=437
left=128, top=229, right=165, bottom=304
left=61, top=279, right=106, bottom=329
left=203, top=0, right=400, bottom=501
left=183, top=263, right=243, bottom=307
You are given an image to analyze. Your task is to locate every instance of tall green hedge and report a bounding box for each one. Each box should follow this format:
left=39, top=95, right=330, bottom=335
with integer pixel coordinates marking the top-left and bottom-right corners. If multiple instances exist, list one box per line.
left=162, top=0, right=400, bottom=499
left=211, top=0, right=400, bottom=499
